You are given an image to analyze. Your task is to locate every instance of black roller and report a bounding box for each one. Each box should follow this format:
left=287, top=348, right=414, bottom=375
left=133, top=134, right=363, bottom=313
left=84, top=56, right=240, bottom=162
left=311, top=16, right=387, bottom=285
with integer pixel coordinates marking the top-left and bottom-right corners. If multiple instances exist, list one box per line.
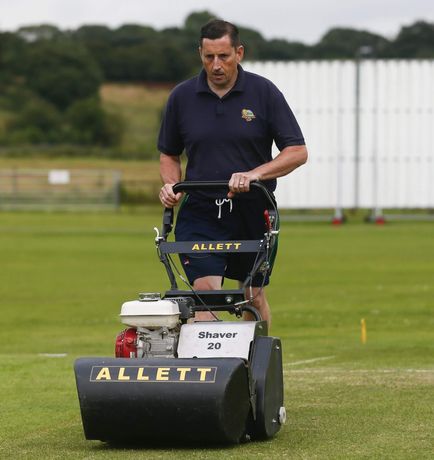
left=248, top=336, right=284, bottom=439
left=74, top=357, right=251, bottom=444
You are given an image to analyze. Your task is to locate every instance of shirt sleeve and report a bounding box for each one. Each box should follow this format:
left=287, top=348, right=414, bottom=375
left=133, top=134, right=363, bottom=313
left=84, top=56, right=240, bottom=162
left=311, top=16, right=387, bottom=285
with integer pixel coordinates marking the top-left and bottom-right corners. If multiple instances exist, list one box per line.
left=157, top=91, right=184, bottom=156
left=269, top=87, right=305, bottom=151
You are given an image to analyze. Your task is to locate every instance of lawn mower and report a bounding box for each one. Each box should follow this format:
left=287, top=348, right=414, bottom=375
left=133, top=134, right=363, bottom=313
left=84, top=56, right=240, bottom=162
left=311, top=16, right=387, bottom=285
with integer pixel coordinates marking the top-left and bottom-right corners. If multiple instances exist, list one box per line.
left=74, top=180, right=285, bottom=444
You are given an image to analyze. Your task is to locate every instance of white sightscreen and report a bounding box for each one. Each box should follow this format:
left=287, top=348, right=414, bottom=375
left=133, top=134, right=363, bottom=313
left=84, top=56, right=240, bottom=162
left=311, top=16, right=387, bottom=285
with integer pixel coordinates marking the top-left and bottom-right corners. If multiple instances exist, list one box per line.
left=244, top=60, right=434, bottom=209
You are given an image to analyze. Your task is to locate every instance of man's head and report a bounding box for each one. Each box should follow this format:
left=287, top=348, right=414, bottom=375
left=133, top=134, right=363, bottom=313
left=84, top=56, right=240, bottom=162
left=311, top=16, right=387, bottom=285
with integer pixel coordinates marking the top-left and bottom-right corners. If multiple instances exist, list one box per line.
left=199, top=19, right=240, bottom=48
left=199, top=19, right=244, bottom=92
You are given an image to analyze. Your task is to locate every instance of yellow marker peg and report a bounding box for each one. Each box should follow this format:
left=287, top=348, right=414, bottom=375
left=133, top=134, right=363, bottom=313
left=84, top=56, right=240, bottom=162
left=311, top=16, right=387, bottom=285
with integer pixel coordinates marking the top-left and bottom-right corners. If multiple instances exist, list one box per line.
left=361, top=318, right=367, bottom=344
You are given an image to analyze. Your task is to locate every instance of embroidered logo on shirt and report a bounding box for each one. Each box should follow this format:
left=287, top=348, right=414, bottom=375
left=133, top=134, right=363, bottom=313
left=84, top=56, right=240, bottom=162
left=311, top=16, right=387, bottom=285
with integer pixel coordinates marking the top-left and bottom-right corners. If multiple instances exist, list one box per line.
left=241, top=109, right=256, bottom=122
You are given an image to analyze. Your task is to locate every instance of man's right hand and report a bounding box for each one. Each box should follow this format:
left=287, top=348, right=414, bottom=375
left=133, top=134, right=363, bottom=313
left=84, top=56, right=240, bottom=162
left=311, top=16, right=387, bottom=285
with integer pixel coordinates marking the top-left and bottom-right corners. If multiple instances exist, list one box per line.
left=159, top=183, right=183, bottom=208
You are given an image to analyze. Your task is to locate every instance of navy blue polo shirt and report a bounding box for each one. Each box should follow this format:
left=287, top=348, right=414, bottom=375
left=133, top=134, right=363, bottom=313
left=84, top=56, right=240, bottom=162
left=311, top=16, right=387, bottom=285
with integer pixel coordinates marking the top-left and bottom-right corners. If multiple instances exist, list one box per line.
left=158, top=65, right=305, bottom=195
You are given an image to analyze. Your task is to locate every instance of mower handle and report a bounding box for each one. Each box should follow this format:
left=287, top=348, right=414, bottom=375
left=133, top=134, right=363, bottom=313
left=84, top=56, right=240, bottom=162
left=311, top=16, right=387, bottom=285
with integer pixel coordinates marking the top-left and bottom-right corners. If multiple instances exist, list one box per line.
left=173, top=179, right=261, bottom=194
left=159, top=180, right=278, bottom=291
left=172, top=180, right=276, bottom=208
left=162, top=181, right=276, bottom=240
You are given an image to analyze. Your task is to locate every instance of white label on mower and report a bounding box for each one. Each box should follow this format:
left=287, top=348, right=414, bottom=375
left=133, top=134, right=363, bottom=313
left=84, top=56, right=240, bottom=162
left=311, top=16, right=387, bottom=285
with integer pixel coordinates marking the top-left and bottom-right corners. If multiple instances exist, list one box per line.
left=177, top=322, right=257, bottom=359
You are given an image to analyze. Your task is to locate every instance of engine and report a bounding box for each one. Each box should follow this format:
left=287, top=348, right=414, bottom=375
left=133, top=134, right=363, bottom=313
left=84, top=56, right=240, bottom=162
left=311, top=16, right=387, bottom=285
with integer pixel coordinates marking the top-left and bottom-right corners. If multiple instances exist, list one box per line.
left=115, top=293, right=191, bottom=359
left=115, top=326, right=180, bottom=358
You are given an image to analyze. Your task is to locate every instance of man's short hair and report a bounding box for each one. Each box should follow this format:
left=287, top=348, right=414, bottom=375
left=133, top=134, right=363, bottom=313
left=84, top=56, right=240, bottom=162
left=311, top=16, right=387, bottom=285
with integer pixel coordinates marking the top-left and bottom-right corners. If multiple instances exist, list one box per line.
left=200, top=19, right=240, bottom=48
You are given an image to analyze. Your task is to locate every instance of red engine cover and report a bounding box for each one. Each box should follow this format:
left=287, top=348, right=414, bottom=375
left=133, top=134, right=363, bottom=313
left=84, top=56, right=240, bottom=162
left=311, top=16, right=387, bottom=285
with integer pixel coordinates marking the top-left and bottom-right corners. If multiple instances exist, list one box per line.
left=115, top=328, right=137, bottom=358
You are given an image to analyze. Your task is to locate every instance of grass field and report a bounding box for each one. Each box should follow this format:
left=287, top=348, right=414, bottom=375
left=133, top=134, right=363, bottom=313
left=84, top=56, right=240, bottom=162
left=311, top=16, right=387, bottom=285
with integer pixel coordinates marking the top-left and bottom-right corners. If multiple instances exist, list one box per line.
left=1, top=210, right=434, bottom=459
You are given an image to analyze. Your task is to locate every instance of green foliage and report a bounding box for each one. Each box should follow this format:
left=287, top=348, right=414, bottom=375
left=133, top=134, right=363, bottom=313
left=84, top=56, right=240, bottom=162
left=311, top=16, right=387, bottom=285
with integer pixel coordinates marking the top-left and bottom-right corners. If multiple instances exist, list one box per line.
left=19, top=40, right=103, bottom=110
left=99, top=84, right=171, bottom=160
left=82, top=17, right=434, bottom=80
left=65, top=97, right=124, bottom=146
left=6, top=97, right=62, bottom=144
left=0, top=87, right=123, bottom=147
left=314, top=27, right=390, bottom=58
left=260, top=39, right=312, bottom=60
left=0, top=15, right=433, bottom=156
left=0, top=26, right=122, bottom=149
left=184, top=10, right=218, bottom=32
left=392, top=20, right=434, bottom=57
left=16, top=24, right=64, bottom=41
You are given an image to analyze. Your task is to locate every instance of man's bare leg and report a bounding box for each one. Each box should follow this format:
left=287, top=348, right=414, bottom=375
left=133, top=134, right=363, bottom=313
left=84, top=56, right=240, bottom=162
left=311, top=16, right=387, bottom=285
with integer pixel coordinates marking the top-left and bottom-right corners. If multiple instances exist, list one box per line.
left=242, top=285, right=271, bottom=328
left=193, top=275, right=222, bottom=321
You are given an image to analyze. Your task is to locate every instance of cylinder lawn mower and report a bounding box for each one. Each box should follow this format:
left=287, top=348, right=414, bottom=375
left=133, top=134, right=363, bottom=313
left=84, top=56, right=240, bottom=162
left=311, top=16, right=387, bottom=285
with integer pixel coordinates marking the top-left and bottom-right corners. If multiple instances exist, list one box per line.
left=74, top=181, right=285, bottom=444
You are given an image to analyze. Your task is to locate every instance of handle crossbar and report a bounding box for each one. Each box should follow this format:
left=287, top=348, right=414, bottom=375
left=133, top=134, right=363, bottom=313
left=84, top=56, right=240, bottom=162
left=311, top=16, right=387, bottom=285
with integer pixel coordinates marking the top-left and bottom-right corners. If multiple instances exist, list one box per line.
left=172, top=180, right=274, bottom=206
left=159, top=239, right=264, bottom=255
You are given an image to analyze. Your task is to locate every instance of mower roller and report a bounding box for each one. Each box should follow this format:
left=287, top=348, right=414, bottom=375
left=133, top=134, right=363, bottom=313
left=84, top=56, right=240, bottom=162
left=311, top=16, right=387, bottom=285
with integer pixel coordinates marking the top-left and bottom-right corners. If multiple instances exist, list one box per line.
left=74, top=181, right=285, bottom=444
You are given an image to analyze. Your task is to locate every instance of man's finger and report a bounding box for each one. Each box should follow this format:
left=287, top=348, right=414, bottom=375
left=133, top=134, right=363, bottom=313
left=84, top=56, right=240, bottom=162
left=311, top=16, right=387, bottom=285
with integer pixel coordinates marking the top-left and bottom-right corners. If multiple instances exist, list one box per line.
left=228, top=172, right=252, bottom=195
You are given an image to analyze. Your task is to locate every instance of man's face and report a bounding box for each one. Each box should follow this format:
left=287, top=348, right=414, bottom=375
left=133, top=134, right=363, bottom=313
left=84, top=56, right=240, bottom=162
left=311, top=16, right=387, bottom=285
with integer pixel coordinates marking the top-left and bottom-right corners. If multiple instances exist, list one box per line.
left=199, top=35, right=244, bottom=90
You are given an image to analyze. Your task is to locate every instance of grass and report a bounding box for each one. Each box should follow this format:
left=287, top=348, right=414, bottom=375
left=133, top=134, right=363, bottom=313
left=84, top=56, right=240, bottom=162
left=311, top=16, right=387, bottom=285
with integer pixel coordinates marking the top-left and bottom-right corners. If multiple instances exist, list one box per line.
left=1, top=211, right=433, bottom=459
left=100, top=83, right=170, bottom=156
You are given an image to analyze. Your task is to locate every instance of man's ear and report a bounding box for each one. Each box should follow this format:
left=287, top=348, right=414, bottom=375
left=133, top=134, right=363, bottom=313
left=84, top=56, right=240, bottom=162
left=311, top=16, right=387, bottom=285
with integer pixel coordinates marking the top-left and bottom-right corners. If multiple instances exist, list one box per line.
left=236, top=45, right=244, bottom=63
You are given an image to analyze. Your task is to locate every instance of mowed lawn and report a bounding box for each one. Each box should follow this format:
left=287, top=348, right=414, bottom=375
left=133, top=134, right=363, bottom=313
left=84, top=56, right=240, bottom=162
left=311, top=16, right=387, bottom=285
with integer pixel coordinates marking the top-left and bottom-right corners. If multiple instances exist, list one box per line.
left=1, top=210, right=433, bottom=459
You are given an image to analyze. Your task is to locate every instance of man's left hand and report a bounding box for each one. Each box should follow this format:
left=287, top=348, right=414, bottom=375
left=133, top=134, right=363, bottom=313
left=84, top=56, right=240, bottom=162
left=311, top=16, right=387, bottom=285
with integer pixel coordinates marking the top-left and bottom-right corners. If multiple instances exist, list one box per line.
left=228, top=171, right=259, bottom=198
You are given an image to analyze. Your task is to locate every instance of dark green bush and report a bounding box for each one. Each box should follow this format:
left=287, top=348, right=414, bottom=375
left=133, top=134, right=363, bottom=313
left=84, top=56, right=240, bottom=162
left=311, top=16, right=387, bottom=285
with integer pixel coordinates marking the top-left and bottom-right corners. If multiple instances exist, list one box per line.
left=65, top=97, right=124, bottom=146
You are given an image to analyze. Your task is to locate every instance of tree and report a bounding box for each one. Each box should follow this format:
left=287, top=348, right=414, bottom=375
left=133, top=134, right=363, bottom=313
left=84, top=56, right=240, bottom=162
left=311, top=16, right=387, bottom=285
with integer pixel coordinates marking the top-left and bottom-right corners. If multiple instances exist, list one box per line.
left=0, top=32, right=26, bottom=84
left=16, top=24, right=65, bottom=42
left=391, top=21, right=434, bottom=58
left=19, top=41, right=103, bottom=110
left=65, top=97, right=123, bottom=146
left=111, top=24, right=157, bottom=47
left=6, top=97, right=62, bottom=144
left=259, top=39, right=312, bottom=61
left=313, top=28, right=390, bottom=59
left=72, top=25, right=113, bottom=78
left=237, top=27, right=267, bottom=60
left=184, top=11, right=218, bottom=32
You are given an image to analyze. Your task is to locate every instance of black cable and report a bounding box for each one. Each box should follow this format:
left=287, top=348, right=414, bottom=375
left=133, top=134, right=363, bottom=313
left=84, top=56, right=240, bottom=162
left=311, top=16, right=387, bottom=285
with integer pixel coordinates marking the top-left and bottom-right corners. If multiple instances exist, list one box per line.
left=245, top=239, right=270, bottom=303
left=166, top=253, right=221, bottom=322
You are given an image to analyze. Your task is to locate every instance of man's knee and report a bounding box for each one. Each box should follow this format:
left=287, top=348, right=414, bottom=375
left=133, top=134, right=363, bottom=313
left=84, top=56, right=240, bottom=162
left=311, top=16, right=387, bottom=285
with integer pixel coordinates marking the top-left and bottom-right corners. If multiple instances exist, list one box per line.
left=193, top=276, right=222, bottom=322
left=193, top=276, right=222, bottom=291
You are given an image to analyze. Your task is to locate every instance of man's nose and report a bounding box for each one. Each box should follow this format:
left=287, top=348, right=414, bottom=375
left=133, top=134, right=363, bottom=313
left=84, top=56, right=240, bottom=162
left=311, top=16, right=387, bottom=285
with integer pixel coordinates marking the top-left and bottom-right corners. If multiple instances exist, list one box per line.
left=212, top=56, right=222, bottom=69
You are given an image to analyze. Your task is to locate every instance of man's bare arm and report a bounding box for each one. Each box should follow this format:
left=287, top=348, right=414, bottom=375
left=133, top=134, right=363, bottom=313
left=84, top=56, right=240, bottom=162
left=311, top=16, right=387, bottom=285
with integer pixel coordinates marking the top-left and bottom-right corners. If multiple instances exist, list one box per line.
left=228, top=145, right=308, bottom=197
left=159, top=153, right=183, bottom=207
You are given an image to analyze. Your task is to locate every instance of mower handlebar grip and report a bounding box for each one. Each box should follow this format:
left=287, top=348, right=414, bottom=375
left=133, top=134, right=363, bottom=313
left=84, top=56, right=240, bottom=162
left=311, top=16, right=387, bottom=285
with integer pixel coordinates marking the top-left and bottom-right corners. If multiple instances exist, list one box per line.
left=172, top=180, right=270, bottom=197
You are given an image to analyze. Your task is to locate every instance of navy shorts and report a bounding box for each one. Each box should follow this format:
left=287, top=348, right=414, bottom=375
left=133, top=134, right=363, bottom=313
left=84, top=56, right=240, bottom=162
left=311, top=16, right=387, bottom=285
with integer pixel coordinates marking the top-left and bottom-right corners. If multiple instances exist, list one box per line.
left=174, top=193, right=278, bottom=287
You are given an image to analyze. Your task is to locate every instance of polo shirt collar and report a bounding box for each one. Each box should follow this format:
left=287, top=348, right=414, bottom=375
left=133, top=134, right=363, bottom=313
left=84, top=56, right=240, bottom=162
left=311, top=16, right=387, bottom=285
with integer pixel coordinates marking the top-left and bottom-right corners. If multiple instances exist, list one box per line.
left=196, top=64, right=246, bottom=95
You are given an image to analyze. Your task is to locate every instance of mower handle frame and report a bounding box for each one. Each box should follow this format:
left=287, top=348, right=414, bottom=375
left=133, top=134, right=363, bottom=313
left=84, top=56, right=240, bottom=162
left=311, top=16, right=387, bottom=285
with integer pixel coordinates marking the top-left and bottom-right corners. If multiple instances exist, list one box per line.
left=156, top=180, right=279, bottom=311
left=162, top=180, right=277, bottom=240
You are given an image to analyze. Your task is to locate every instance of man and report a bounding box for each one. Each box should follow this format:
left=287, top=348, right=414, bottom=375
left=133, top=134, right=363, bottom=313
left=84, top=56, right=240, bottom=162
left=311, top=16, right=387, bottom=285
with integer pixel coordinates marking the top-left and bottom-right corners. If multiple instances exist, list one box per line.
left=158, top=19, right=307, bottom=326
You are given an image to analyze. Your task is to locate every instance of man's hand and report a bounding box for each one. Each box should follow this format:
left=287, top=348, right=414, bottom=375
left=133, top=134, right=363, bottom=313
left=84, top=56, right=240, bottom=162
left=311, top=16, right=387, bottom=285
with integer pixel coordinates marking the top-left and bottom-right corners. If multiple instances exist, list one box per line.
left=159, top=183, right=183, bottom=208
left=227, top=171, right=260, bottom=198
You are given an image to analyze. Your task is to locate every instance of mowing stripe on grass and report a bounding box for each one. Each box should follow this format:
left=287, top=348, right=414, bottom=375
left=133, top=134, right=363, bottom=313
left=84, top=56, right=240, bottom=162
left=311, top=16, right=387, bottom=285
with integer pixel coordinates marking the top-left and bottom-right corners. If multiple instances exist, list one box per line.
left=38, top=353, right=68, bottom=358
left=288, top=368, right=434, bottom=374
left=284, top=355, right=335, bottom=366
